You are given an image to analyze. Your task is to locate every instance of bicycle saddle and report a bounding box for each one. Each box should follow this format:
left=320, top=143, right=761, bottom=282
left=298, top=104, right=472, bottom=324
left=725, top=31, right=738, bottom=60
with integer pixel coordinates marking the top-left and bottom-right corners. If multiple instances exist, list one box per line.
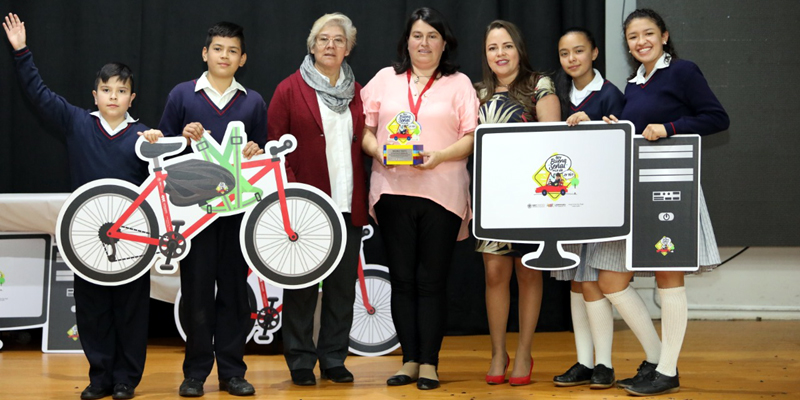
left=140, top=141, right=185, bottom=159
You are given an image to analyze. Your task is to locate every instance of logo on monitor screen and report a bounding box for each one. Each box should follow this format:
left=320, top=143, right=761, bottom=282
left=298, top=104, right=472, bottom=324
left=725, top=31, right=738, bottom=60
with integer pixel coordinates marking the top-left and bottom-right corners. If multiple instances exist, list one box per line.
left=532, top=154, right=579, bottom=200
left=655, top=236, right=675, bottom=256
left=0, top=270, right=4, bottom=286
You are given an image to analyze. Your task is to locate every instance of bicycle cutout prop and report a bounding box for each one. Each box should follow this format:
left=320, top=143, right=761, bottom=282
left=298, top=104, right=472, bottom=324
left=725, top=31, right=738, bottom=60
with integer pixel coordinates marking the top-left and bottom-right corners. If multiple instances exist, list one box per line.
left=56, top=121, right=347, bottom=288
left=348, top=225, right=399, bottom=356
left=174, top=268, right=283, bottom=345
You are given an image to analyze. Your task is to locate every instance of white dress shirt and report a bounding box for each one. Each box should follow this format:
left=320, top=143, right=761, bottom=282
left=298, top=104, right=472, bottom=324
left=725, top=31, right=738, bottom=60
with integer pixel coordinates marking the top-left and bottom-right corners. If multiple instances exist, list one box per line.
left=90, top=111, right=138, bottom=136
left=570, top=69, right=605, bottom=106
left=194, top=71, right=247, bottom=109
left=313, top=66, right=354, bottom=212
left=629, top=52, right=672, bottom=85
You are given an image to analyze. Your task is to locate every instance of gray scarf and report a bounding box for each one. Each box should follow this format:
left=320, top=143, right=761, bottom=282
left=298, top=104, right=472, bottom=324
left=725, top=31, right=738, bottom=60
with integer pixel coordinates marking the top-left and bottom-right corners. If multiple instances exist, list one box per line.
left=299, top=55, right=355, bottom=114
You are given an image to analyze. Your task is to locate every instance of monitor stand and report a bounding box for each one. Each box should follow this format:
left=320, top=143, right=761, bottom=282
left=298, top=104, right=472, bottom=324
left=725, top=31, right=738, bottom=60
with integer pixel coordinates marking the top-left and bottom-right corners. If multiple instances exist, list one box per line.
left=521, top=240, right=580, bottom=270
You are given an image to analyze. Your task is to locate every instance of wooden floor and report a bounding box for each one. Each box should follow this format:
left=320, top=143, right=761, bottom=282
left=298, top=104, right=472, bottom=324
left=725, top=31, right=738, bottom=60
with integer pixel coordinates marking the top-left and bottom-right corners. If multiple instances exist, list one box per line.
left=1, top=320, right=798, bottom=399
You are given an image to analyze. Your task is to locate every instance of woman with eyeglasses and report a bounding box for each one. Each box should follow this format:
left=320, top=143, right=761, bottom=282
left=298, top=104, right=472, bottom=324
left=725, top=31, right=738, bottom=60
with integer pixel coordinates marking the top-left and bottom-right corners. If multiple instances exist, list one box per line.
left=361, top=7, right=479, bottom=391
left=267, top=12, right=367, bottom=387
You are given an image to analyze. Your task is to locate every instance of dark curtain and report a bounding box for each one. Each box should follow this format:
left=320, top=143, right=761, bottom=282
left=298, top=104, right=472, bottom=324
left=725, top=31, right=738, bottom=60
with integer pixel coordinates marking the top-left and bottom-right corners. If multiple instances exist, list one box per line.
left=0, top=0, right=604, bottom=334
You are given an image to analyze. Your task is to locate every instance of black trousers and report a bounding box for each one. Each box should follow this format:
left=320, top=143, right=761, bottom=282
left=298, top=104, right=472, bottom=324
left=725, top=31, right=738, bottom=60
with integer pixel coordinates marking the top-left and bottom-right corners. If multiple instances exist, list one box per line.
left=180, top=215, right=251, bottom=381
left=282, top=213, right=362, bottom=371
left=74, top=272, right=150, bottom=389
left=374, top=195, right=461, bottom=366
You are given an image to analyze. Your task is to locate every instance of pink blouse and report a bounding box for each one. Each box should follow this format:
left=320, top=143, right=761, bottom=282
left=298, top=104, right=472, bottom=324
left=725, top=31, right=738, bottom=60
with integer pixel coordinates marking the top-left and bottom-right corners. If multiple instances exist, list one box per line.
left=361, top=67, right=479, bottom=240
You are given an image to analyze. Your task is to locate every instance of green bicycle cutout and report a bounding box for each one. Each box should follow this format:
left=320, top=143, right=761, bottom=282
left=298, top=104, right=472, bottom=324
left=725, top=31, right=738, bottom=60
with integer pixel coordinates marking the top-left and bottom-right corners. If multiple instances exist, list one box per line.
left=56, top=121, right=346, bottom=289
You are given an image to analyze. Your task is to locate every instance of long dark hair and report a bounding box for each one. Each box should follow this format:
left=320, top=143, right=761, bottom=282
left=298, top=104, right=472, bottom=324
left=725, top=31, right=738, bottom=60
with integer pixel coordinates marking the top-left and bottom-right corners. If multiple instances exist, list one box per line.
left=392, top=7, right=459, bottom=76
left=554, top=27, right=598, bottom=118
left=622, top=9, right=678, bottom=79
left=474, top=20, right=542, bottom=112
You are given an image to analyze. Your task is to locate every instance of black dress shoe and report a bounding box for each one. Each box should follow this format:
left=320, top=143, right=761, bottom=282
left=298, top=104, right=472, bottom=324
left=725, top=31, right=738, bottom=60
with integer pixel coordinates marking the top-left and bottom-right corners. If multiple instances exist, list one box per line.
left=321, top=366, right=354, bottom=383
left=553, top=362, right=593, bottom=386
left=178, top=378, right=204, bottom=397
left=624, top=371, right=680, bottom=396
left=111, top=383, right=135, bottom=399
left=81, top=384, right=112, bottom=400
left=616, top=360, right=657, bottom=388
left=386, top=374, right=416, bottom=386
left=219, top=377, right=255, bottom=396
left=589, top=364, right=615, bottom=389
left=416, top=377, right=440, bottom=390
left=290, top=369, right=317, bottom=386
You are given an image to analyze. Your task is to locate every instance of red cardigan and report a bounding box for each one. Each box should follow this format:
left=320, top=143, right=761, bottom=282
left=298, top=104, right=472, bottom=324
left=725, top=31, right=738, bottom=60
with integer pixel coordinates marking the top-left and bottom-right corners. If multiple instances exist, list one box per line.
left=267, top=70, right=368, bottom=226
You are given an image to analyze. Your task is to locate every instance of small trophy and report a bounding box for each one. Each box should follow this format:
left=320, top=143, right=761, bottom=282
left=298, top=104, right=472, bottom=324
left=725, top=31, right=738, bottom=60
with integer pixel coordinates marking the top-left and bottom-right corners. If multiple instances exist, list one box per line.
left=383, top=144, right=423, bottom=166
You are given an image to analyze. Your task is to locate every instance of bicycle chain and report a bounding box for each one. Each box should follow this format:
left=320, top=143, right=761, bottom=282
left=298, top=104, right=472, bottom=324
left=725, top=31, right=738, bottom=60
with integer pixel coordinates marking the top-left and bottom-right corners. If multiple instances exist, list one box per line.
left=101, top=225, right=152, bottom=262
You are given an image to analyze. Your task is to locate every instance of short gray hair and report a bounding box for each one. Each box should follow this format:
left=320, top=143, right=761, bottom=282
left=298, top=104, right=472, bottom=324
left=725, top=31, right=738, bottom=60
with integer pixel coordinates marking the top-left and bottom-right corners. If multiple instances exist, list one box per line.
left=306, top=13, right=357, bottom=53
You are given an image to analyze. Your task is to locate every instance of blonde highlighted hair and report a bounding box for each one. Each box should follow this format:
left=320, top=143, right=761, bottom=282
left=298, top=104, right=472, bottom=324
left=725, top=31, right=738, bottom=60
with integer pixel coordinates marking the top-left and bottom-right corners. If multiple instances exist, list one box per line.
left=306, top=13, right=357, bottom=53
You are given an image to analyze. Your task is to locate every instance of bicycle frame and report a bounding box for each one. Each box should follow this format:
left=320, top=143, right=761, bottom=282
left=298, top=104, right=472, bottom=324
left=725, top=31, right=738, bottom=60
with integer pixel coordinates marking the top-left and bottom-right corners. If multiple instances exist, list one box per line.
left=106, top=142, right=297, bottom=249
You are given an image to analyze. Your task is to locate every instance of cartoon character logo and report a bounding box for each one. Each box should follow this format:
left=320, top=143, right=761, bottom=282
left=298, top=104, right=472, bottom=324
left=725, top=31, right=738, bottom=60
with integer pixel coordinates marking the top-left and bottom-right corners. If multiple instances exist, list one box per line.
left=216, top=182, right=229, bottom=194
left=0, top=270, right=5, bottom=286
left=386, top=111, right=421, bottom=144
left=655, top=236, right=675, bottom=256
left=532, top=154, right=579, bottom=200
left=67, top=324, right=79, bottom=341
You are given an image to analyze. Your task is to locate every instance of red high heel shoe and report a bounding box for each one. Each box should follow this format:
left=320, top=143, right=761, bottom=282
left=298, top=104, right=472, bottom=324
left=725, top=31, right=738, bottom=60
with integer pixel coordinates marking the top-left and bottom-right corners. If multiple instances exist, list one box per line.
left=509, top=358, right=534, bottom=386
left=485, top=353, right=510, bottom=385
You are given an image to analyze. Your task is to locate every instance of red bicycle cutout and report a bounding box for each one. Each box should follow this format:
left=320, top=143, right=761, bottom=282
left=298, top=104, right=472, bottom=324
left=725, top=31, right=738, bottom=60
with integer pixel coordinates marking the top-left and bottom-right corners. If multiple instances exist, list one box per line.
left=56, top=121, right=346, bottom=288
left=348, top=225, right=399, bottom=356
left=174, top=268, right=283, bottom=345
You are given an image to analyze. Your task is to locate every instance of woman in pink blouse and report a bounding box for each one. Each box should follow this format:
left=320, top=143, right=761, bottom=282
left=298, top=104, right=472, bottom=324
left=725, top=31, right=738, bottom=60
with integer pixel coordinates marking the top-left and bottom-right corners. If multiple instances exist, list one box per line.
left=361, top=7, right=479, bottom=391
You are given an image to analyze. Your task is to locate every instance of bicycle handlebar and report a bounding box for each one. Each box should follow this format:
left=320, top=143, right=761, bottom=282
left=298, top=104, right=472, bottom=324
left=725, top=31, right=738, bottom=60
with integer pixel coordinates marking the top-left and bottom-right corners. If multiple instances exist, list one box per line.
left=269, top=139, right=294, bottom=157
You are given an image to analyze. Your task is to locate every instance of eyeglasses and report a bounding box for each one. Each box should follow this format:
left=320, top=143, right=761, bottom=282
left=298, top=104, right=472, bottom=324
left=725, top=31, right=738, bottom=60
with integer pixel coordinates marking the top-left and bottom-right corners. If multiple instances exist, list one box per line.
left=316, top=36, right=347, bottom=48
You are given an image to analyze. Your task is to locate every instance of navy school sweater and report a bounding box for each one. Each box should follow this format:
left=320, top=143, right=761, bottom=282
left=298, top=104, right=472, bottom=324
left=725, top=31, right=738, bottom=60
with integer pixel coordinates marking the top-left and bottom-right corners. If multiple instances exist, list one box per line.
left=158, top=80, right=267, bottom=148
left=569, top=79, right=625, bottom=121
left=621, top=59, right=729, bottom=136
left=12, top=47, right=149, bottom=190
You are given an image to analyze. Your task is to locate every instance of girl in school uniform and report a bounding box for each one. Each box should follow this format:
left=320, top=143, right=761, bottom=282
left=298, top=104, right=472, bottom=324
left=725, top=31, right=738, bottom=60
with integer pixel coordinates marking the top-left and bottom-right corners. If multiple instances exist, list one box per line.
left=550, top=27, right=625, bottom=390
left=601, top=8, right=729, bottom=396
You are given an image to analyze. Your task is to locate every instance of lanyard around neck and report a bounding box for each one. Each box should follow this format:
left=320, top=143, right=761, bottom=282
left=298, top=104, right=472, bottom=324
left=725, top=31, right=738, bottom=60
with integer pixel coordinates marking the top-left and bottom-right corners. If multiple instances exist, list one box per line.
left=406, top=69, right=437, bottom=119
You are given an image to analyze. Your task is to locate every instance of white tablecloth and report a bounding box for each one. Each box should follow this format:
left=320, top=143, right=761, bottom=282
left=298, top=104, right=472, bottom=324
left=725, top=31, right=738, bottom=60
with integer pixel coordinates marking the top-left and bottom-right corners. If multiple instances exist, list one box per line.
left=0, top=193, right=180, bottom=303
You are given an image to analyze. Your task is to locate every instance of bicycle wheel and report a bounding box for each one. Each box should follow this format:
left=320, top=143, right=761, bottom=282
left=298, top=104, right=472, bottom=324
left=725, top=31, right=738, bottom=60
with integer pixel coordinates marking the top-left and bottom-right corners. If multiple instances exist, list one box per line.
left=242, top=186, right=344, bottom=289
left=58, top=183, right=158, bottom=285
left=349, top=266, right=399, bottom=356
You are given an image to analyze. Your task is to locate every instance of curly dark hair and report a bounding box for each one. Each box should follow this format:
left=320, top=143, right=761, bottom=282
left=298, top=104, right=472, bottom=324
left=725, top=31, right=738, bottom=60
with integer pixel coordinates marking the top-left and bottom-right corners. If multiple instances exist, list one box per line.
left=622, top=9, right=678, bottom=79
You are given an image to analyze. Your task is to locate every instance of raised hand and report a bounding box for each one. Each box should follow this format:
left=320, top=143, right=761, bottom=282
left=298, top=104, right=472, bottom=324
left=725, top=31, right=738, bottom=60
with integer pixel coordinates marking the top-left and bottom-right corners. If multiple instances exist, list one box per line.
left=3, top=13, right=27, bottom=51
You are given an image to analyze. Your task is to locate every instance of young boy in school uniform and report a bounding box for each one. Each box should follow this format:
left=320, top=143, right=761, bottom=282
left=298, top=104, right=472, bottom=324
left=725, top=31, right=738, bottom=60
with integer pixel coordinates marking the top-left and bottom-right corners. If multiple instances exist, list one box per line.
left=158, top=21, right=266, bottom=398
left=4, top=13, right=163, bottom=400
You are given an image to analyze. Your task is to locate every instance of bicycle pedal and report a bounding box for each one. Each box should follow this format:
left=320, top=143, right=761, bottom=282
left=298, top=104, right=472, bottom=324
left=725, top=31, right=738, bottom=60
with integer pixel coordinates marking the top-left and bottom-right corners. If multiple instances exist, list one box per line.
left=159, top=264, right=175, bottom=271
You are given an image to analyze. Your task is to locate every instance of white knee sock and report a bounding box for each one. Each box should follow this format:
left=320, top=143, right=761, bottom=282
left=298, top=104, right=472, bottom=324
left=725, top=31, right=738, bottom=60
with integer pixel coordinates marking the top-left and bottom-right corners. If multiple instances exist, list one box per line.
left=655, top=287, right=687, bottom=377
left=605, top=286, right=661, bottom=364
left=585, top=297, right=614, bottom=367
left=570, top=291, right=594, bottom=368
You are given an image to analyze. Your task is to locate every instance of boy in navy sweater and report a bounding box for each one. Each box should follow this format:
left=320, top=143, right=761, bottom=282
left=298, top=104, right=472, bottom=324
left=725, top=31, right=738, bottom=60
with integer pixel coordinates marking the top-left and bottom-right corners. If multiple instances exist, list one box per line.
left=4, top=13, right=163, bottom=400
left=158, top=21, right=266, bottom=398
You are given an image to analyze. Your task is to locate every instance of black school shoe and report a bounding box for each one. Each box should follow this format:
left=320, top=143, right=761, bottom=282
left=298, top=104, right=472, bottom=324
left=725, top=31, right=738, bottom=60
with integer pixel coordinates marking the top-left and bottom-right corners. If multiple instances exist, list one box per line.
left=553, top=362, right=593, bottom=386
left=111, top=383, right=135, bottom=399
left=321, top=366, right=354, bottom=383
left=290, top=369, right=317, bottom=386
left=178, top=378, right=204, bottom=397
left=589, top=364, right=615, bottom=389
left=616, top=360, right=657, bottom=388
left=624, top=371, right=680, bottom=396
left=219, top=377, right=255, bottom=396
left=80, top=384, right=112, bottom=400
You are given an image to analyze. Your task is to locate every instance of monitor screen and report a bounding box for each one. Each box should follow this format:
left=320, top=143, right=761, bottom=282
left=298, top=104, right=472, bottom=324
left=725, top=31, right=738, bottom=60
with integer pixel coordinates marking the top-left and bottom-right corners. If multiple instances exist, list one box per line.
left=473, top=122, right=633, bottom=269
left=0, top=234, right=51, bottom=329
